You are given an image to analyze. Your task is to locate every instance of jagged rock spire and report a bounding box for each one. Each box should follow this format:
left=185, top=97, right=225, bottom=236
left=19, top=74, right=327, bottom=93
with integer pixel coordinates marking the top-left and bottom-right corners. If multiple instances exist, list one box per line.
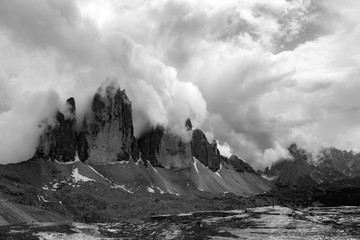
left=190, top=129, right=221, bottom=171
left=35, top=98, right=77, bottom=162
left=78, top=81, right=134, bottom=164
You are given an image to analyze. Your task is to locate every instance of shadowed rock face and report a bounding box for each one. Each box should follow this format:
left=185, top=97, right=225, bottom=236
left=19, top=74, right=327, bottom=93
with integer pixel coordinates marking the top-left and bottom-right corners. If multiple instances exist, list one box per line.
left=191, top=129, right=221, bottom=172
left=78, top=82, right=134, bottom=164
left=156, top=131, right=193, bottom=170
left=36, top=98, right=77, bottom=162
left=138, top=123, right=193, bottom=170
left=228, top=155, right=256, bottom=173
left=138, top=126, right=165, bottom=166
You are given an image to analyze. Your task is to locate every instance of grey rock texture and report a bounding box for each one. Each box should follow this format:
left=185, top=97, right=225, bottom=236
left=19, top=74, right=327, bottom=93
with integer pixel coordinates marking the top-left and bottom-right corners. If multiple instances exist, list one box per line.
left=156, top=131, right=193, bottom=170
left=190, top=129, right=221, bottom=171
left=228, top=155, right=256, bottom=173
left=78, top=81, right=134, bottom=164
left=138, top=124, right=193, bottom=170
left=35, top=98, right=77, bottom=162
left=259, top=143, right=360, bottom=186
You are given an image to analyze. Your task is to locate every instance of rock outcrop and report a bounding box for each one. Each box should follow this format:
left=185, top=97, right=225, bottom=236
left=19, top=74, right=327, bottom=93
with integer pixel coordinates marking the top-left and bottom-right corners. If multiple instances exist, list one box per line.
left=156, top=131, right=193, bottom=170
left=260, top=143, right=360, bottom=186
left=138, top=126, right=164, bottom=166
left=191, top=129, right=221, bottom=171
left=138, top=123, right=193, bottom=170
left=228, top=155, right=256, bottom=173
left=34, top=82, right=259, bottom=177
left=78, top=81, right=134, bottom=164
left=35, top=98, right=77, bottom=162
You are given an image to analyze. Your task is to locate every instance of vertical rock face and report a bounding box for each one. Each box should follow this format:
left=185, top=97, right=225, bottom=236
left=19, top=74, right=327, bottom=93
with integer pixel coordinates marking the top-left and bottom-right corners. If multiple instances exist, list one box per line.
left=34, top=83, right=258, bottom=177
left=138, top=127, right=164, bottom=166
left=131, top=136, right=140, bottom=161
left=36, top=98, right=77, bottom=162
left=138, top=121, right=193, bottom=170
left=156, top=131, right=193, bottom=170
left=191, top=129, right=221, bottom=171
left=78, top=82, right=134, bottom=164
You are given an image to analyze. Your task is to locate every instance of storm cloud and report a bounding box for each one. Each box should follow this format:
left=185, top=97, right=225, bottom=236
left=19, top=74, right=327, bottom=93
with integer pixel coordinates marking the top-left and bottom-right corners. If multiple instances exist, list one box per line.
left=1, top=0, right=360, bottom=169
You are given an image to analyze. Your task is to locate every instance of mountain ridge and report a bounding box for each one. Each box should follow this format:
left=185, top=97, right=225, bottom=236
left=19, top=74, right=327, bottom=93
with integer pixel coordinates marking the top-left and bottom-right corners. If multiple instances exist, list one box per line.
left=0, top=80, right=273, bottom=226
left=261, top=143, right=360, bottom=186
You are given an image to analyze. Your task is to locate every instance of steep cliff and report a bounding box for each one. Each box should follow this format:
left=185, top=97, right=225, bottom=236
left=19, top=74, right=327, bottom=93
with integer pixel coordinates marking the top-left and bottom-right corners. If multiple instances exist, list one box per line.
left=138, top=123, right=193, bottom=170
left=228, top=155, right=256, bottom=173
left=35, top=98, right=77, bottom=162
left=78, top=81, right=134, bottom=164
left=190, top=129, right=221, bottom=171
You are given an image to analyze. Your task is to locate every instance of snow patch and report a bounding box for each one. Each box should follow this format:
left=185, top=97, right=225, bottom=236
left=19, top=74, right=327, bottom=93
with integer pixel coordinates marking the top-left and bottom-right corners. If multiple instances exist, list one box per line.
left=87, top=165, right=112, bottom=183
left=167, top=190, right=180, bottom=196
left=55, top=160, right=75, bottom=165
left=107, top=160, right=128, bottom=165
left=193, top=158, right=199, bottom=173
left=215, top=171, right=222, bottom=178
left=52, top=182, right=59, bottom=189
left=42, top=184, right=56, bottom=192
left=147, top=187, right=155, bottom=193
left=111, top=184, right=134, bottom=194
left=71, top=168, right=95, bottom=183
left=106, top=228, right=119, bottom=233
left=37, top=195, right=50, bottom=203
left=177, top=213, right=193, bottom=217
left=151, top=165, right=158, bottom=173
left=156, top=187, right=165, bottom=194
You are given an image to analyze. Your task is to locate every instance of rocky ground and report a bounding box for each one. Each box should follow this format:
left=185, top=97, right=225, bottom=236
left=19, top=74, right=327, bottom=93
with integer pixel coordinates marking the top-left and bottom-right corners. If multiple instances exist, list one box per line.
left=2, top=206, right=360, bottom=239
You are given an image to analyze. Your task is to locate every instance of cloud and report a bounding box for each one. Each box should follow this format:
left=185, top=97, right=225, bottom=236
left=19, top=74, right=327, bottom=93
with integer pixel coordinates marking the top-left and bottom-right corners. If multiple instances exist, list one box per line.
left=0, top=90, right=59, bottom=164
left=0, top=0, right=206, bottom=163
left=217, top=141, right=233, bottom=158
left=1, top=0, right=360, bottom=170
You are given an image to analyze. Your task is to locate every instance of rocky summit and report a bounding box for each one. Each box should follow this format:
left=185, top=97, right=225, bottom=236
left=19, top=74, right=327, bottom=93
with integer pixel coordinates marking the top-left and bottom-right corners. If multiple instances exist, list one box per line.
left=0, top=81, right=274, bottom=228
left=191, top=129, right=222, bottom=171
left=35, top=97, right=77, bottom=162
left=78, top=81, right=134, bottom=164
left=261, top=143, right=360, bottom=186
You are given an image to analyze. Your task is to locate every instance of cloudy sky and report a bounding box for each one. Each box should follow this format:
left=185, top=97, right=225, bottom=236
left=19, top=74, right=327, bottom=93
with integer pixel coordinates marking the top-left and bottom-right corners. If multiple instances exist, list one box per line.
left=1, top=0, right=360, bottom=169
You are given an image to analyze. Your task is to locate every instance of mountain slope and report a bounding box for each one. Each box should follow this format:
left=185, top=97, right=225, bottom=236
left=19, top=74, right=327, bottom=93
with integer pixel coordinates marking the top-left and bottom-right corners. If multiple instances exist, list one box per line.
left=0, top=155, right=272, bottom=225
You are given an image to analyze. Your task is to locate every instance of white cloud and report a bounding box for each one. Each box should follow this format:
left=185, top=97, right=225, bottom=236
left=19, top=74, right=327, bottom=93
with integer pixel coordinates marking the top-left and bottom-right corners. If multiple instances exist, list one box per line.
left=0, top=0, right=206, bottom=163
left=1, top=0, right=360, bottom=170
left=217, top=141, right=233, bottom=158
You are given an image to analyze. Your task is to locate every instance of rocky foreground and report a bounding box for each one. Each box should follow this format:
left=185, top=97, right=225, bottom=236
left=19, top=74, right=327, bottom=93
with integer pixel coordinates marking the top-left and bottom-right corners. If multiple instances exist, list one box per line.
left=2, top=206, right=360, bottom=239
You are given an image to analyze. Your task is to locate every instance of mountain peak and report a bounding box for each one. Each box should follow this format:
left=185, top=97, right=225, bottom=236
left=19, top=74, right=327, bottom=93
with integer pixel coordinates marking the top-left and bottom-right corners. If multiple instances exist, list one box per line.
left=78, top=82, right=134, bottom=164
